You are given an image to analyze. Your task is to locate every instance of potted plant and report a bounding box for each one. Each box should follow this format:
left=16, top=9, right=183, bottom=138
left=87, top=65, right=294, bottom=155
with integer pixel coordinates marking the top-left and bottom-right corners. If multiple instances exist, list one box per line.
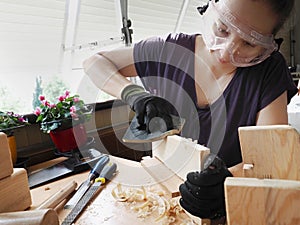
left=34, top=90, right=93, bottom=152
left=0, top=111, right=29, bottom=164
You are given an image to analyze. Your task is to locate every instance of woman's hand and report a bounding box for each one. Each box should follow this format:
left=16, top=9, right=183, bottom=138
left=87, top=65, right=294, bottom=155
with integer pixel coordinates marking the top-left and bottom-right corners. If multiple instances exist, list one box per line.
left=179, top=154, right=233, bottom=219
left=121, top=84, right=176, bottom=133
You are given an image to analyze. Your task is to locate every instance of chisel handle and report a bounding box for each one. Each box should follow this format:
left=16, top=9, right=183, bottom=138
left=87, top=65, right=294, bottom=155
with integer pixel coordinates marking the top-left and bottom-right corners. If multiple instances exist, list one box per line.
left=96, top=162, right=117, bottom=183
left=88, top=155, right=110, bottom=181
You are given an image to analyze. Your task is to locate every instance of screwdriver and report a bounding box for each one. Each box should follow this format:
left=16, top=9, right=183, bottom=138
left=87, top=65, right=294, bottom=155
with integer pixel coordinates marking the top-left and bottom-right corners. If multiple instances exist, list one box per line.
left=62, top=161, right=117, bottom=225
left=64, top=155, right=110, bottom=209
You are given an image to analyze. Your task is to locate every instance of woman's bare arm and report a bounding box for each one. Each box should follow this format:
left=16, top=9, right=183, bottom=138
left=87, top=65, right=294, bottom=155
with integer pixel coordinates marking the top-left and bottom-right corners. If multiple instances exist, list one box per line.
left=228, top=91, right=288, bottom=176
left=83, top=46, right=138, bottom=99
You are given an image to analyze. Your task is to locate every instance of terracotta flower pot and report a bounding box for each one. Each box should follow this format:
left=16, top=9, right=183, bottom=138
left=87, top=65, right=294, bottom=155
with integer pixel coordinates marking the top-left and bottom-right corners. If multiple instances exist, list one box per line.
left=49, top=123, right=87, bottom=153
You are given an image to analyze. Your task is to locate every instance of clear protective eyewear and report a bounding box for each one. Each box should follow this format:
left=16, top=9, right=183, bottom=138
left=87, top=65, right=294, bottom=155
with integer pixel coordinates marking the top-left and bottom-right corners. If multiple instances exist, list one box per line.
left=198, top=0, right=278, bottom=67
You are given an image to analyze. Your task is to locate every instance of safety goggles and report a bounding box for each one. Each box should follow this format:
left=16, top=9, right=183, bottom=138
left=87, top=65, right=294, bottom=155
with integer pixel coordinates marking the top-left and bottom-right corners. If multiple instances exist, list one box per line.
left=198, top=0, right=278, bottom=67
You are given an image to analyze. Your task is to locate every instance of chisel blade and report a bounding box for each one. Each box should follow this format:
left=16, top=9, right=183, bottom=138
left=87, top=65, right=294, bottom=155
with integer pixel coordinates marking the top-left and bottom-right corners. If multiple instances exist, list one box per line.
left=63, top=180, right=91, bottom=209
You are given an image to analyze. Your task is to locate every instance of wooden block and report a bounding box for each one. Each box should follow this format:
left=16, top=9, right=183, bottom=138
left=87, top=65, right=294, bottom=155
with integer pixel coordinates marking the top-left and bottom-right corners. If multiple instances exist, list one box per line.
left=238, top=125, right=300, bottom=180
left=225, top=177, right=300, bottom=225
left=0, top=168, right=32, bottom=213
left=0, top=132, right=13, bottom=180
left=0, top=209, right=59, bottom=225
left=141, top=156, right=184, bottom=198
left=152, top=135, right=210, bottom=180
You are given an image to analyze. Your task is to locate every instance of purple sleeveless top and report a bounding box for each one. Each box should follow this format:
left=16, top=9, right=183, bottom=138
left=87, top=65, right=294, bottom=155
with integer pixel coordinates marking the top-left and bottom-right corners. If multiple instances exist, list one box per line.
left=133, top=33, right=298, bottom=167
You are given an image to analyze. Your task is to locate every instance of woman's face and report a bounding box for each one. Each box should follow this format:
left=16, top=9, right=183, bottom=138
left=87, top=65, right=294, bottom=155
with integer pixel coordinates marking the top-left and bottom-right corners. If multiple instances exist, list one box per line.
left=204, top=0, right=278, bottom=67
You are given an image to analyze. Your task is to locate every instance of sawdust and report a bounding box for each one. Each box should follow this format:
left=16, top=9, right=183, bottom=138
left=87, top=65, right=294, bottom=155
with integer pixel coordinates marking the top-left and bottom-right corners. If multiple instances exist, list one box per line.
left=111, top=183, right=196, bottom=225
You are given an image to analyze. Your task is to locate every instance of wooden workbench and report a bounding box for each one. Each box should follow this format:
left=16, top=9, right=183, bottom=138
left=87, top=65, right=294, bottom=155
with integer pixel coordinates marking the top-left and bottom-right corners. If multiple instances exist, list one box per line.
left=29, top=157, right=201, bottom=225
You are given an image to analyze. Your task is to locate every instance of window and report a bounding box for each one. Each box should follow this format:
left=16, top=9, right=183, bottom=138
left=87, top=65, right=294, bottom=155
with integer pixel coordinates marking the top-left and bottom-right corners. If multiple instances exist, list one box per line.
left=0, top=0, right=207, bottom=114
left=0, top=0, right=66, bottom=114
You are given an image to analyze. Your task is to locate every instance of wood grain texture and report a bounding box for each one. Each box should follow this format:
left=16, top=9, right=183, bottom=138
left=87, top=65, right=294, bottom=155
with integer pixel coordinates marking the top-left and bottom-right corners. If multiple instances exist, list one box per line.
left=152, top=135, right=210, bottom=180
left=225, top=177, right=300, bottom=225
left=0, top=168, right=32, bottom=213
left=37, top=181, right=77, bottom=210
left=141, top=156, right=183, bottom=198
left=0, top=132, right=13, bottom=180
left=238, top=125, right=300, bottom=180
left=0, top=209, right=59, bottom=225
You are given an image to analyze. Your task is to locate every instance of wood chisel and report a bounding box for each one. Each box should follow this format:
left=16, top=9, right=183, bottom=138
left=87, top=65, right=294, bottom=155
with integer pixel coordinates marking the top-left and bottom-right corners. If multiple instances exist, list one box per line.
left=61, top=161, right=117, bottom=225
left=64, top=155, right=110, bottom=209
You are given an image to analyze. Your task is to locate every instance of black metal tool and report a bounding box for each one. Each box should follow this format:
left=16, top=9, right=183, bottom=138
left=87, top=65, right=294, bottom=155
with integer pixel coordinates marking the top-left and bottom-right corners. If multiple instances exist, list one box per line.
left=122, top=115, right=185, bottom=143
left=28, top=148, right=103, bottom=189
left=61, top=161, right=117, bottom=225
left=64, top=154, right=110, bottom=209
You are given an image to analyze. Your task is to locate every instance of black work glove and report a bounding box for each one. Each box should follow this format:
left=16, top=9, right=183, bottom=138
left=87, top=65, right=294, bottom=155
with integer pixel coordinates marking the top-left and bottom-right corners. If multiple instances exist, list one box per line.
left=121, top=84, right=176, bottom=133
left=179, top=154, right=233, bottom=219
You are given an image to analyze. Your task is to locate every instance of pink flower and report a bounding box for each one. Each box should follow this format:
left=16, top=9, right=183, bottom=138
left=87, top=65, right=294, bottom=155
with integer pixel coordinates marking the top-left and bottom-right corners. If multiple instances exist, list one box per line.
left=73, top=97, right=80, bottom=103
left=58, top=95, right=65, bottom=102
left=70, top=112, right=78, bottom=118
left=34, top=107, right=41, bottom=116
left=70, top=106, right=78, bottom=118
left=42, top=100, right=50, bottom=107
left=50, top=103, right=56, bottom=108
left=70, top=106, right=76, bottom=113
left=65, top=90, right=70, bottom=97
left=18, top=117, right=25, bottom=123
left=39, top=95, right=45, bottom=101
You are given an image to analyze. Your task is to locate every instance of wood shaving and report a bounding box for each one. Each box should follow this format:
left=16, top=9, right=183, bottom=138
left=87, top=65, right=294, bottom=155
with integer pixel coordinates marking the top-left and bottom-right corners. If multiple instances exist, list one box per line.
left=111, top=183, right=196, bottom=225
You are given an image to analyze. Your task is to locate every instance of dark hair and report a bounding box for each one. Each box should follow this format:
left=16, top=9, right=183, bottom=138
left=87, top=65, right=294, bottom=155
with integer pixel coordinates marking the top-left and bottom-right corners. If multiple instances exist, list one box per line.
left=197, top=0, right=295, bottom=34
left=268, top=0, right=295, bottom=34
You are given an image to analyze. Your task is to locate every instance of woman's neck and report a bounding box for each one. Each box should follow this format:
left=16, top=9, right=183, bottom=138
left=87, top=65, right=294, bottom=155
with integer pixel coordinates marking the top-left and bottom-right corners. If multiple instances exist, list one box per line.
left=196, top=35, right=237, bottom=79
left=194, top=35, right=237, bottom=106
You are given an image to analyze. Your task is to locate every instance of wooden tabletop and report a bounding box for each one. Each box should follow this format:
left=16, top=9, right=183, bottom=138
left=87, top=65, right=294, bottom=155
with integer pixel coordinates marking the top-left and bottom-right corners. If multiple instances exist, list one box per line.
left=29, top=157, right=198, bottom=225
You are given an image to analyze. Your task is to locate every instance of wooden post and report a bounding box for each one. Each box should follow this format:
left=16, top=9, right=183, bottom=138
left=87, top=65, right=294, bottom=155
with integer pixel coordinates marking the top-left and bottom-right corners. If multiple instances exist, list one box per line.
left=225, top=177, right=300, bottom=225
left=238, top=125, right=300, bottom=180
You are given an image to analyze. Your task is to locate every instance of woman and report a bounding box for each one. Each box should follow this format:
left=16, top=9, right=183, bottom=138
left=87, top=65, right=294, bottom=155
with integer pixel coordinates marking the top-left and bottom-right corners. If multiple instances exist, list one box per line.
left=83, top=0, right=297, bottom=220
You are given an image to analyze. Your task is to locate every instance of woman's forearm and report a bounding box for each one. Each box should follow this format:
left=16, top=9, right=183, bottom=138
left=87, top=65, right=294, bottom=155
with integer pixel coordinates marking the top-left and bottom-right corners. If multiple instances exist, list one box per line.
left=83, top=46, right=137, bottom=99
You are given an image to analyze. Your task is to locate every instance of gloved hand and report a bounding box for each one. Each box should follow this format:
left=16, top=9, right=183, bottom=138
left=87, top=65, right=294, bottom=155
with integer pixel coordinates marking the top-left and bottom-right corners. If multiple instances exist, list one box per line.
left=121, top=84, right=177, bottom=133
left=179, top=154, right=233, bottom=219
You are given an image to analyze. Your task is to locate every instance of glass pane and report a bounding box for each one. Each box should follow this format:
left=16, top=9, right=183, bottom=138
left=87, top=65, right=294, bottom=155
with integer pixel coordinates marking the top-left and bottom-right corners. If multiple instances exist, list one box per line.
left=0, top=0, right=66, bottom=114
